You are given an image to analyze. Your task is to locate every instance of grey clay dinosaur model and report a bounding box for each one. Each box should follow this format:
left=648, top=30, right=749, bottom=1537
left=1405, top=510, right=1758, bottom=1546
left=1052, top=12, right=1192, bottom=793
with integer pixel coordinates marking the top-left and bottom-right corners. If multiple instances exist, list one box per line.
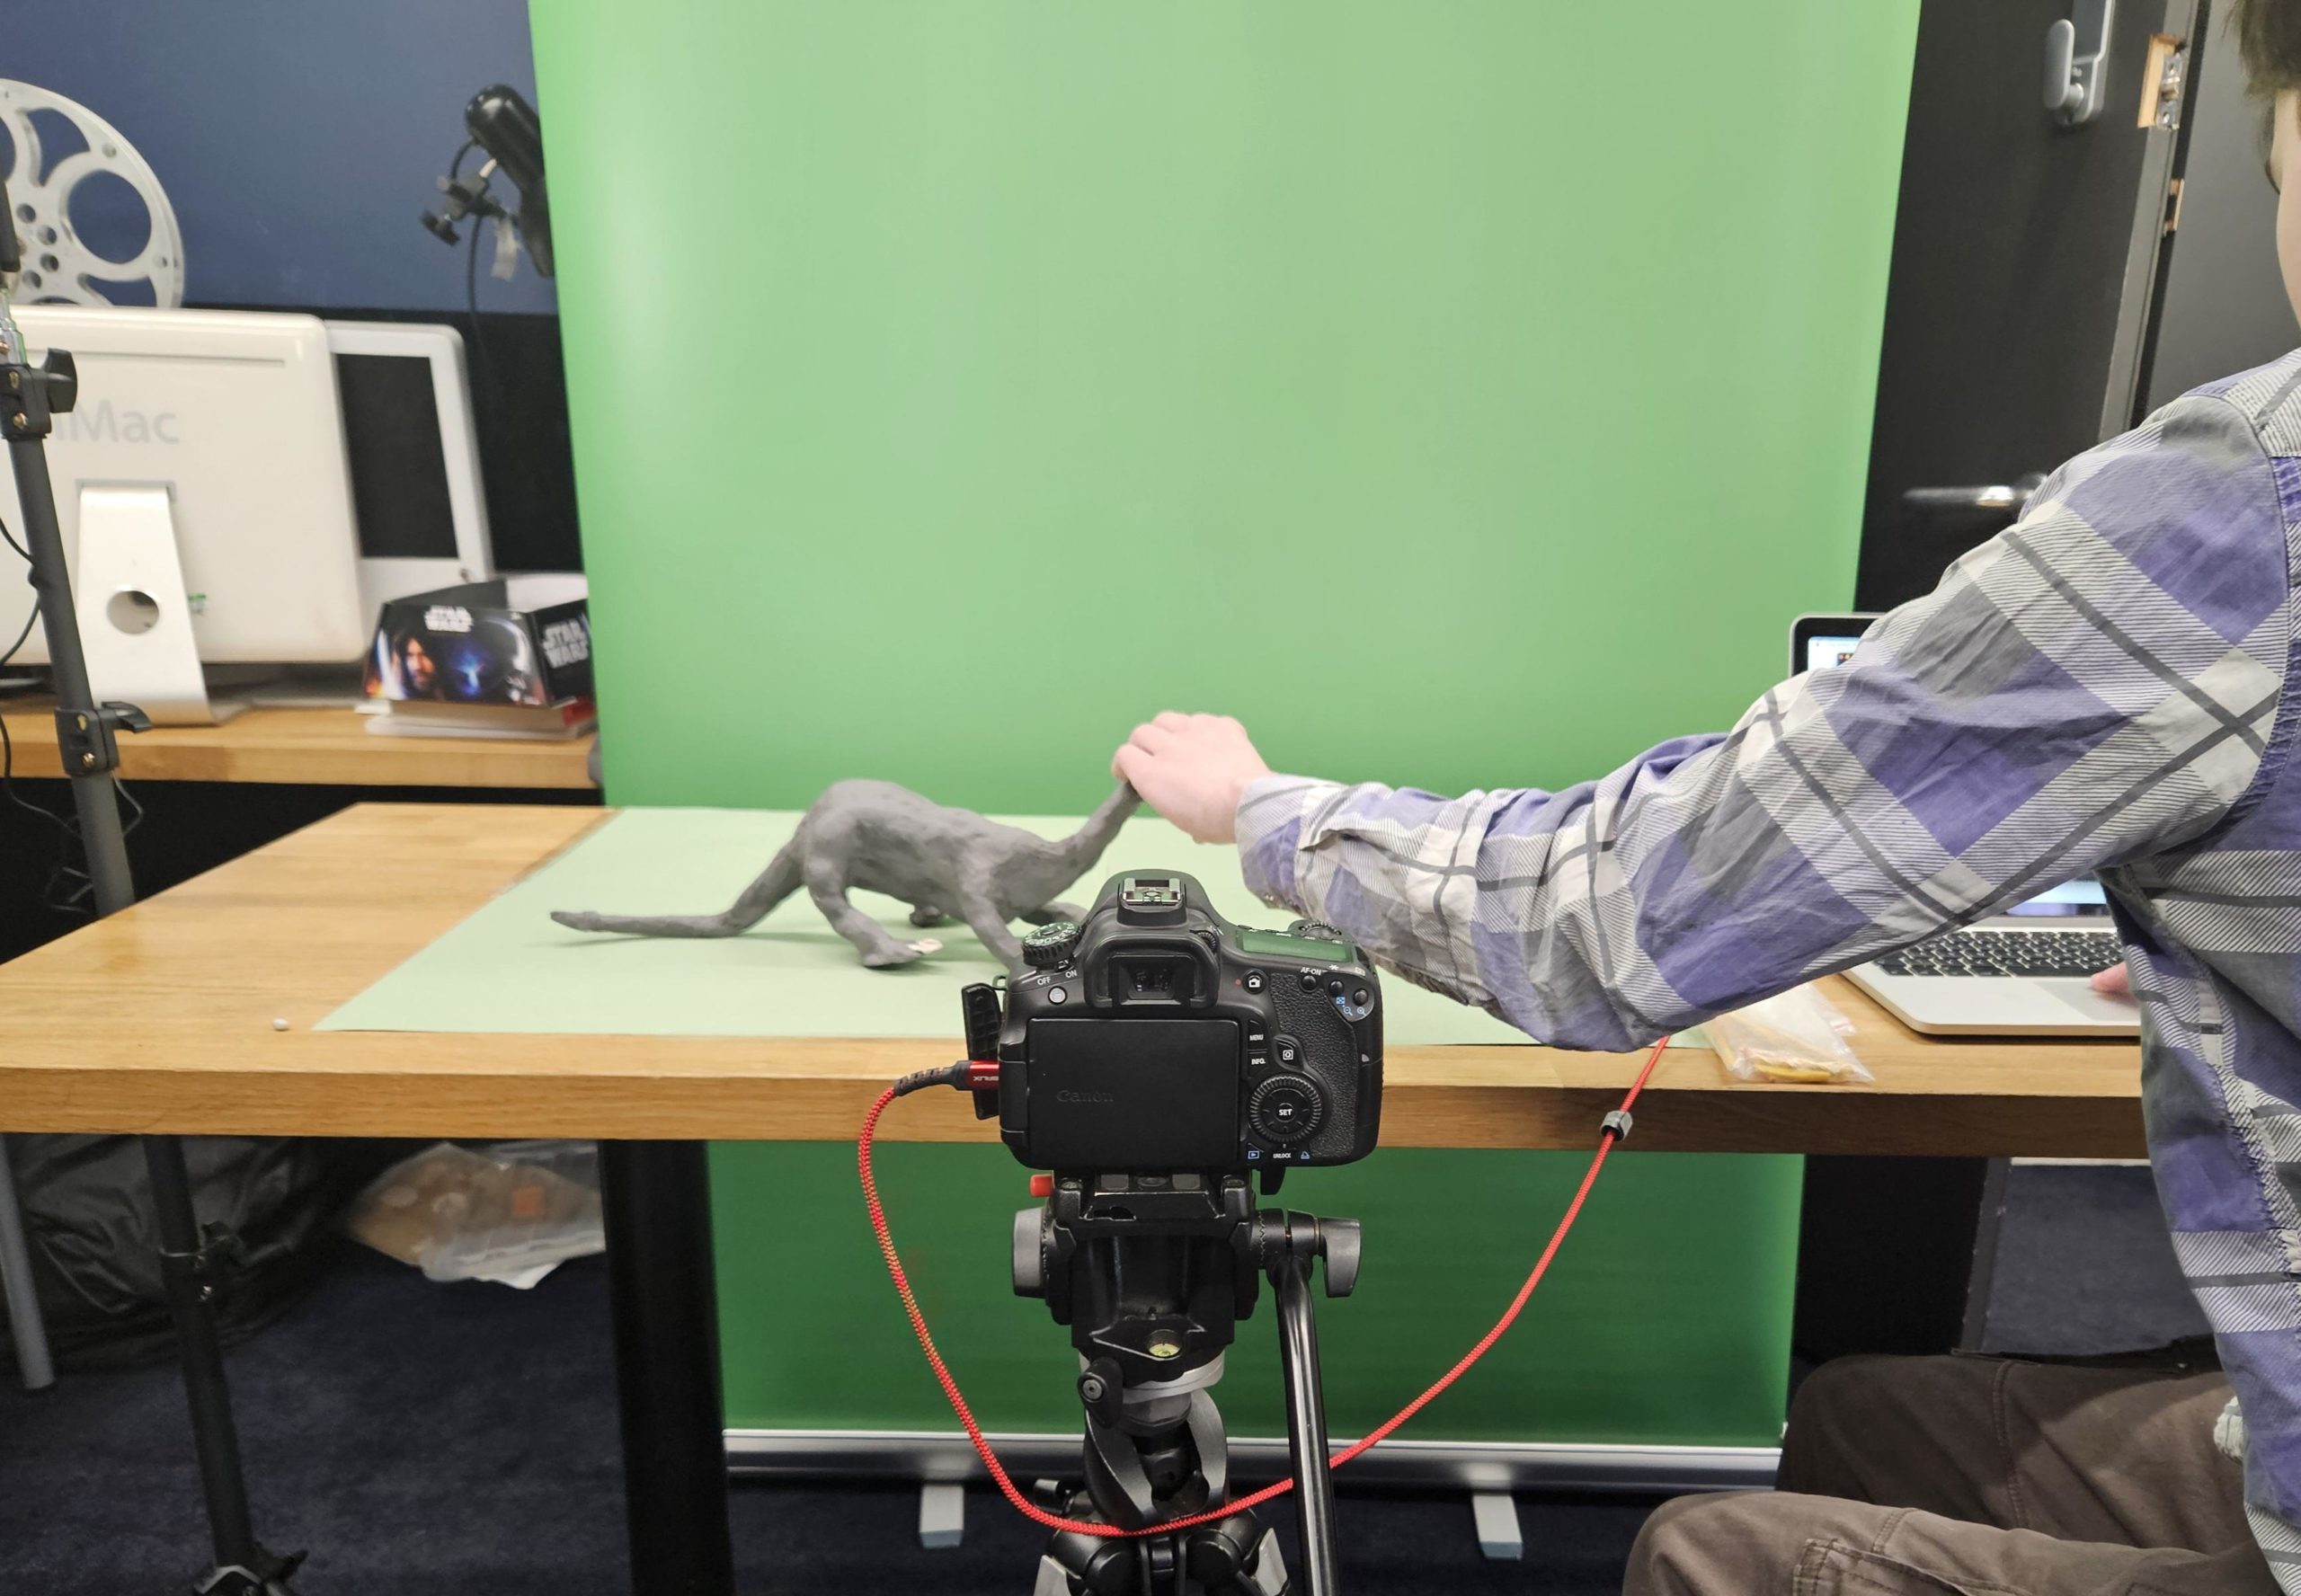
left=551, top=780, right=1140, bottom=971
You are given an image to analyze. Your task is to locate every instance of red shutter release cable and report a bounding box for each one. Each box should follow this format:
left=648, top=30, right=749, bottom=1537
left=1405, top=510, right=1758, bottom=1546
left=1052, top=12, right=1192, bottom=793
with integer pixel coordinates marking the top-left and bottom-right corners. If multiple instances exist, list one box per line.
left=858, top=1033, right=1669, bottom=1541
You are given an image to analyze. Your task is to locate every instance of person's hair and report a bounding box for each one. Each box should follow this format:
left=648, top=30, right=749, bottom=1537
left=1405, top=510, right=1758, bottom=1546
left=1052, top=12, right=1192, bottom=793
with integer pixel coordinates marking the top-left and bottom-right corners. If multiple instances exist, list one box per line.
left=2234, top=0, right=2301, bottom=94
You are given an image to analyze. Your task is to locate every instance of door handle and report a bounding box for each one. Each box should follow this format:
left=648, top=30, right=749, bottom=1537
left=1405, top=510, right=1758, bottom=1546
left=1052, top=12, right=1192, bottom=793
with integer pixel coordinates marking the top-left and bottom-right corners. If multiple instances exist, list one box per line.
left=2046, top=0, right=2115, bottom=127
left=1901, top=474, right=2050, bottom=514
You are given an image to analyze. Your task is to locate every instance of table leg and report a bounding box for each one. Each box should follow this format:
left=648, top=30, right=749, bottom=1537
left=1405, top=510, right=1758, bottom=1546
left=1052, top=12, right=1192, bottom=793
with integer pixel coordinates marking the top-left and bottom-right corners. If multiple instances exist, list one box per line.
left=1793, top=1156, right=1993, bottom=1363
left=600, top=1140, right=736, bottom=1596
left=1958, top=1157, right=2012, bottom=1352
left=0, top=1135, right=54, bottom=1389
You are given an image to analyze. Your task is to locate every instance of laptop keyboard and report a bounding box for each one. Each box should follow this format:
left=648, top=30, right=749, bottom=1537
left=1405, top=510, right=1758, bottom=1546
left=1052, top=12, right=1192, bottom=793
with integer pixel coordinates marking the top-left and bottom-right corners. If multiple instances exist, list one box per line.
left=1873, top=928, right=2123, bottom=980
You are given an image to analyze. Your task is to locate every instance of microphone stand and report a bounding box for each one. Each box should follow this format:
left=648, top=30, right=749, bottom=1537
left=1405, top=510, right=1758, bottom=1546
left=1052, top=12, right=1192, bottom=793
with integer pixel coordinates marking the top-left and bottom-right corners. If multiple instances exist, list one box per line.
left=0, top=187, right=303, bottom=1595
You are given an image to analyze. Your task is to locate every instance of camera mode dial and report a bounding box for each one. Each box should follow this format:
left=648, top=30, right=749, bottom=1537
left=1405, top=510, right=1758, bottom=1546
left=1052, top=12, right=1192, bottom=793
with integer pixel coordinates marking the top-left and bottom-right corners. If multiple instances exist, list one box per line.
left=1021, top=921, right=1082, bottom=970
left=1248, top=1076, right=1326, bottom=1145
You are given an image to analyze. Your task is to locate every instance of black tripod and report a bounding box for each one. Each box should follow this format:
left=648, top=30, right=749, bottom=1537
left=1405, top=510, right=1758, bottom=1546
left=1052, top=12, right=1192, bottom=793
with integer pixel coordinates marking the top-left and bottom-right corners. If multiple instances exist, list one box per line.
left=1013, top=1171, right=1359, bottom=1595
left=1, top=200, right=303, bottom=1596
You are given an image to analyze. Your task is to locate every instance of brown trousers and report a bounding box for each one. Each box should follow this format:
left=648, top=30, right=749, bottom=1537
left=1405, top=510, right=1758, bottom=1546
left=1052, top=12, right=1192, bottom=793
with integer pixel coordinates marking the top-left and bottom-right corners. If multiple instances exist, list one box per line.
left=1623, top=1352, right=2279, bottom=1595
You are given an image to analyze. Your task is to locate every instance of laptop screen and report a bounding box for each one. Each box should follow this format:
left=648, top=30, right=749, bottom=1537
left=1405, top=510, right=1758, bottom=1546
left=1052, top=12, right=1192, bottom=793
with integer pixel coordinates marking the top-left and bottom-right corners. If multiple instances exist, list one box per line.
left=1798, top=623, right=2110, bottom=919
left=1804, top=632, right=1864, bottom=674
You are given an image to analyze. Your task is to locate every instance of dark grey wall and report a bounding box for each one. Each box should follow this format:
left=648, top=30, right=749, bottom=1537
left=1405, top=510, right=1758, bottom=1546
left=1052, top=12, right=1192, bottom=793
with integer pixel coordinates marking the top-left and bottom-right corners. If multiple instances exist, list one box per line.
left=4, top=0, right=553, bottom=315
left=2146, top=12, right=2297, bottom=406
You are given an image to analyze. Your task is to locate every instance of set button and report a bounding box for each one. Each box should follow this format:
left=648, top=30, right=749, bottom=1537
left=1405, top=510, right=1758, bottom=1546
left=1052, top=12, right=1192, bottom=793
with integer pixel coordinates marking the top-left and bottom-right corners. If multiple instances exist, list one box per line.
left=1248, top=1077, right=1325, bottom=1144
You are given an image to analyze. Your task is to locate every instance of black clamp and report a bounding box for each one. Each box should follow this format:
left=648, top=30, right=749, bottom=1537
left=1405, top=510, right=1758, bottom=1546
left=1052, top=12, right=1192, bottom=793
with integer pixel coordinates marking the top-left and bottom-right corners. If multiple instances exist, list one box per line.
left=160, top=1221, right=250, bottom=1304
left=1602, top=1109, right=1634, bottom=1143
left=1, top=349, right=79, bottom=439
left=52, top=701, right=151, bottom=776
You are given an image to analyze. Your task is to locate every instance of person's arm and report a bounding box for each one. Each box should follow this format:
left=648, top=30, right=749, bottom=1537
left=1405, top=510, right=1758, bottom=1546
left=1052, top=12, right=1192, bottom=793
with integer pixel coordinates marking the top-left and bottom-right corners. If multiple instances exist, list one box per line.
left=1118, top=394, right=2292, bottom=1051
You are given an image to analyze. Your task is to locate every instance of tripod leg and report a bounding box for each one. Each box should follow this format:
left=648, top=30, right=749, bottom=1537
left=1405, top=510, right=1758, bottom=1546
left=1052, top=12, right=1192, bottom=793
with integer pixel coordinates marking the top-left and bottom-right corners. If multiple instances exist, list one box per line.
left=1273, top=1255, right=1339, bottom=1596
left=146, top=1137, right=255, bottom=1560
left=146, top=1135, right=301, bottom=1592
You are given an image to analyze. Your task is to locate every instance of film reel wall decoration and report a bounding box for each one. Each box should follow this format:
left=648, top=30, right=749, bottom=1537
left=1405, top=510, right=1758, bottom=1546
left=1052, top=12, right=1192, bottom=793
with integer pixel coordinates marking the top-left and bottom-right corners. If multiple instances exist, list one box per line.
left=0, top=80, right=184, bottom=308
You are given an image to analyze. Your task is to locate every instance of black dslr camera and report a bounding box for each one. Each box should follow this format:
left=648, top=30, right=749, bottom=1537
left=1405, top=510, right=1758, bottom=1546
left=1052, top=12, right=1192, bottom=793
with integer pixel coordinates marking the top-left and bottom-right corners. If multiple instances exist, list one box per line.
left=980, top=871, right=1382, bottom=1174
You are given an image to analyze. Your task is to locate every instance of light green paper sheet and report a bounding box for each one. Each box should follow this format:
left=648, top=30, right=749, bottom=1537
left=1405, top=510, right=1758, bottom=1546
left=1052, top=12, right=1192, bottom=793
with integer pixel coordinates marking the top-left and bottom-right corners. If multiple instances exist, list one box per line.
left=321, top=806, right=1700, bottom=1048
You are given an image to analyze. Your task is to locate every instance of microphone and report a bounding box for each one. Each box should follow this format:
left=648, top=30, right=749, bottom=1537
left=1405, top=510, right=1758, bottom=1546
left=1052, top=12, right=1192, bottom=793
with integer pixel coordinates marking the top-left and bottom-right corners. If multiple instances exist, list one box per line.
left=422, top=84, right=553, bottom=279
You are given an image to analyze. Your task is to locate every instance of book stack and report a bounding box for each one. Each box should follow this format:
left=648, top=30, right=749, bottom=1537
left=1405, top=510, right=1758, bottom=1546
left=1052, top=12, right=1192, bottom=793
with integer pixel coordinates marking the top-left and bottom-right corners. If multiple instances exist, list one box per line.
left=366, top=696, right=597, bottom=742
left=363, top=576, right=596, bottom=742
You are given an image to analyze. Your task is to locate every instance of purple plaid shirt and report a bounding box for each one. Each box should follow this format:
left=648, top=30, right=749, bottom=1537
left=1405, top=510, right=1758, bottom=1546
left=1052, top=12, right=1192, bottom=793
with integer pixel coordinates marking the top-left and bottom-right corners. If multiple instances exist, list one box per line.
left=1238, top=354, right=2301, bottom=1583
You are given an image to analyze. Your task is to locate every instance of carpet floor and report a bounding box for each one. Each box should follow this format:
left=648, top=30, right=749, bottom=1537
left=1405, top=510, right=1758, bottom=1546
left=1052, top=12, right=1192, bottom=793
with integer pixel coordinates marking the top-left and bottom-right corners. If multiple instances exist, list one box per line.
left=0, top=1161, right=2197, bottom=1593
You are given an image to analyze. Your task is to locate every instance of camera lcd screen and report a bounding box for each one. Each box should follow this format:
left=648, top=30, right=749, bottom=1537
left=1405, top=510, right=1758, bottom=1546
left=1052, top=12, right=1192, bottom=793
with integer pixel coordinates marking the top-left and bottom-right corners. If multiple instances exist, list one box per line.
left=1236, top=928, right=1352, bottom=963
left=1025, top=1016, right=1241, bottom=1170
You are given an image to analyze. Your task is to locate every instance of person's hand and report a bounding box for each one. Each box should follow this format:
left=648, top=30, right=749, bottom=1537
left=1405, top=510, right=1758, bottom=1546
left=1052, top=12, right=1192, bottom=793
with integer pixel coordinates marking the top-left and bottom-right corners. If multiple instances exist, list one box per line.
left=2091, top=961, right=2132, bottom=998
left=1113, top=713, right=1273, bottom=845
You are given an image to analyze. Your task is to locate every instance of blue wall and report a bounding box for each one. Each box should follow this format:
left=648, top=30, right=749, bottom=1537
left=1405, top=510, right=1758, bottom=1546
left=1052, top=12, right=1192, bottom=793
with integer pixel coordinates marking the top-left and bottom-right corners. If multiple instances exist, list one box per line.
left=8, top=0, right=555, bottom=315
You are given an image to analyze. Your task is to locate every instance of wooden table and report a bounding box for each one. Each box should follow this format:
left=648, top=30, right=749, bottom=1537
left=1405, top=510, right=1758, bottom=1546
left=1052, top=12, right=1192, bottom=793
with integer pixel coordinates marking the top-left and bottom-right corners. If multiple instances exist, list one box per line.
left=0, top=802, right=2147, bottom=1596
left=0, top=802, right=2145, bottom=1157
left=0, top=702, right=596, bottom=789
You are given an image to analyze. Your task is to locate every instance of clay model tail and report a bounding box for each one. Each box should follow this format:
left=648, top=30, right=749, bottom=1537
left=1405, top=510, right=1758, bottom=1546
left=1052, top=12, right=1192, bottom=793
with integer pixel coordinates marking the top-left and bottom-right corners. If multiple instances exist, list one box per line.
left=551, top=840, right=803, bottom=939
left=1044, top=782, right=1139, bottom=876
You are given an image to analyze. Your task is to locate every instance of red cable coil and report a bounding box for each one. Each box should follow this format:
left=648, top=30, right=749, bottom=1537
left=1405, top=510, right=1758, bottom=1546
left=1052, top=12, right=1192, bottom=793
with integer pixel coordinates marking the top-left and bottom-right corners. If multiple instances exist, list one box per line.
left=857, top=1032, right=1670, bottom=1541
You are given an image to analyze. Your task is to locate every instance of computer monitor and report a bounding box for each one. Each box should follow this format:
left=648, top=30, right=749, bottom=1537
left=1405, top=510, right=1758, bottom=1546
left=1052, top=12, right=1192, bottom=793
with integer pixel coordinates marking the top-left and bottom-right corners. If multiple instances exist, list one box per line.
left=325, top=320, right=495, bottom=616
left=0, top=305, right=368, bottom=722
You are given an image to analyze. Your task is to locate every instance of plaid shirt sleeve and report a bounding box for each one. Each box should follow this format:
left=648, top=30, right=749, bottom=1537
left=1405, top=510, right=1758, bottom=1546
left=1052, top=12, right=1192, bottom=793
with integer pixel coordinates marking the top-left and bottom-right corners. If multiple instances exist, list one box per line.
left=1236, top=392, right=2290, bottom=1051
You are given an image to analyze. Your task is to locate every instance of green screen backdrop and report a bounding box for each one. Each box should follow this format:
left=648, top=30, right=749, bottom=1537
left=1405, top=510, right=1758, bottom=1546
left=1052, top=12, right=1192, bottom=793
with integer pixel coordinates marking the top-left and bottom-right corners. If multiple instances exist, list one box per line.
left=530, top=2, right=1917, bottom=1449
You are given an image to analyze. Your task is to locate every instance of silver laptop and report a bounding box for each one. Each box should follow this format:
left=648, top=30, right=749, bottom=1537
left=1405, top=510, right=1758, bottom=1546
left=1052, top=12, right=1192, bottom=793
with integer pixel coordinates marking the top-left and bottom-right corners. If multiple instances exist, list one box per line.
left=1791, top=615, right=2139, bottom=1038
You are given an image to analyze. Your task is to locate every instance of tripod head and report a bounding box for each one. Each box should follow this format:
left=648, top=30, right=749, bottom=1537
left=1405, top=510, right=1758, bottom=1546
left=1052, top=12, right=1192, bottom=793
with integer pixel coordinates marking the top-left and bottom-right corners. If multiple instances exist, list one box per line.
left=1017, top=1174, right=1360, bottom=1390
left=1016, top=1175, right=1258, bottom=1387
left=1014, top=1170, right=1359, bottom=1593
left=948, top=912, right=1372, bottom=1592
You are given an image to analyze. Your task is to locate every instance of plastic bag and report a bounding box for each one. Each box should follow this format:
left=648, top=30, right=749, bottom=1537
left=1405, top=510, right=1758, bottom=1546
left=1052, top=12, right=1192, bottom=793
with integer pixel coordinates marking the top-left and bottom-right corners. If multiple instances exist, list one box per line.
left=345, top=1140, right=604, bottom=1287
left=4, top=1132, right=397, bottom=1370
left=1709, top=986, right=1873, bottom=1085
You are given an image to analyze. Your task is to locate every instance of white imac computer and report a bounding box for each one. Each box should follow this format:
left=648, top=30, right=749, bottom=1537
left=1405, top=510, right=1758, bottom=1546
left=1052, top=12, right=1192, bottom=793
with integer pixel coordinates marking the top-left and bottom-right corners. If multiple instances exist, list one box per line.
left=324, top=319, right=494, bottom=616
left=0, top=307, right=498, bottom=724
left=0, top=305, right=368, bottom=723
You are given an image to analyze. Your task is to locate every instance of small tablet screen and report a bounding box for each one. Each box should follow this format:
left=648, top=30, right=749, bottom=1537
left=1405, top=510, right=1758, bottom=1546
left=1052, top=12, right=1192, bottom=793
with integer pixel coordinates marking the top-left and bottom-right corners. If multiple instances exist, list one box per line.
left=1804, top=633, right=1864, bottom=674
left=1790, top=614, right=1879, bottom=678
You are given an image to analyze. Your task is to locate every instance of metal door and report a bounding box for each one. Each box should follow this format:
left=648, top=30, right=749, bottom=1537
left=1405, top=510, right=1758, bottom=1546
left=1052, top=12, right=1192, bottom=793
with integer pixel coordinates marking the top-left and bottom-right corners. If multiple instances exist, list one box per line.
left=1854, top=0, right=2199, bottom=610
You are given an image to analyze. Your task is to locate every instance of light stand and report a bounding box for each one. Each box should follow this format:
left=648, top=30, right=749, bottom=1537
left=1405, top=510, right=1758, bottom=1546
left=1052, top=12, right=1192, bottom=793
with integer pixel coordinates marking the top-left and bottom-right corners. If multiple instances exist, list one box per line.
left=0, top=193, right=303, bottom=1596
left=1014, top=1173, right=1359, bottom=1595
